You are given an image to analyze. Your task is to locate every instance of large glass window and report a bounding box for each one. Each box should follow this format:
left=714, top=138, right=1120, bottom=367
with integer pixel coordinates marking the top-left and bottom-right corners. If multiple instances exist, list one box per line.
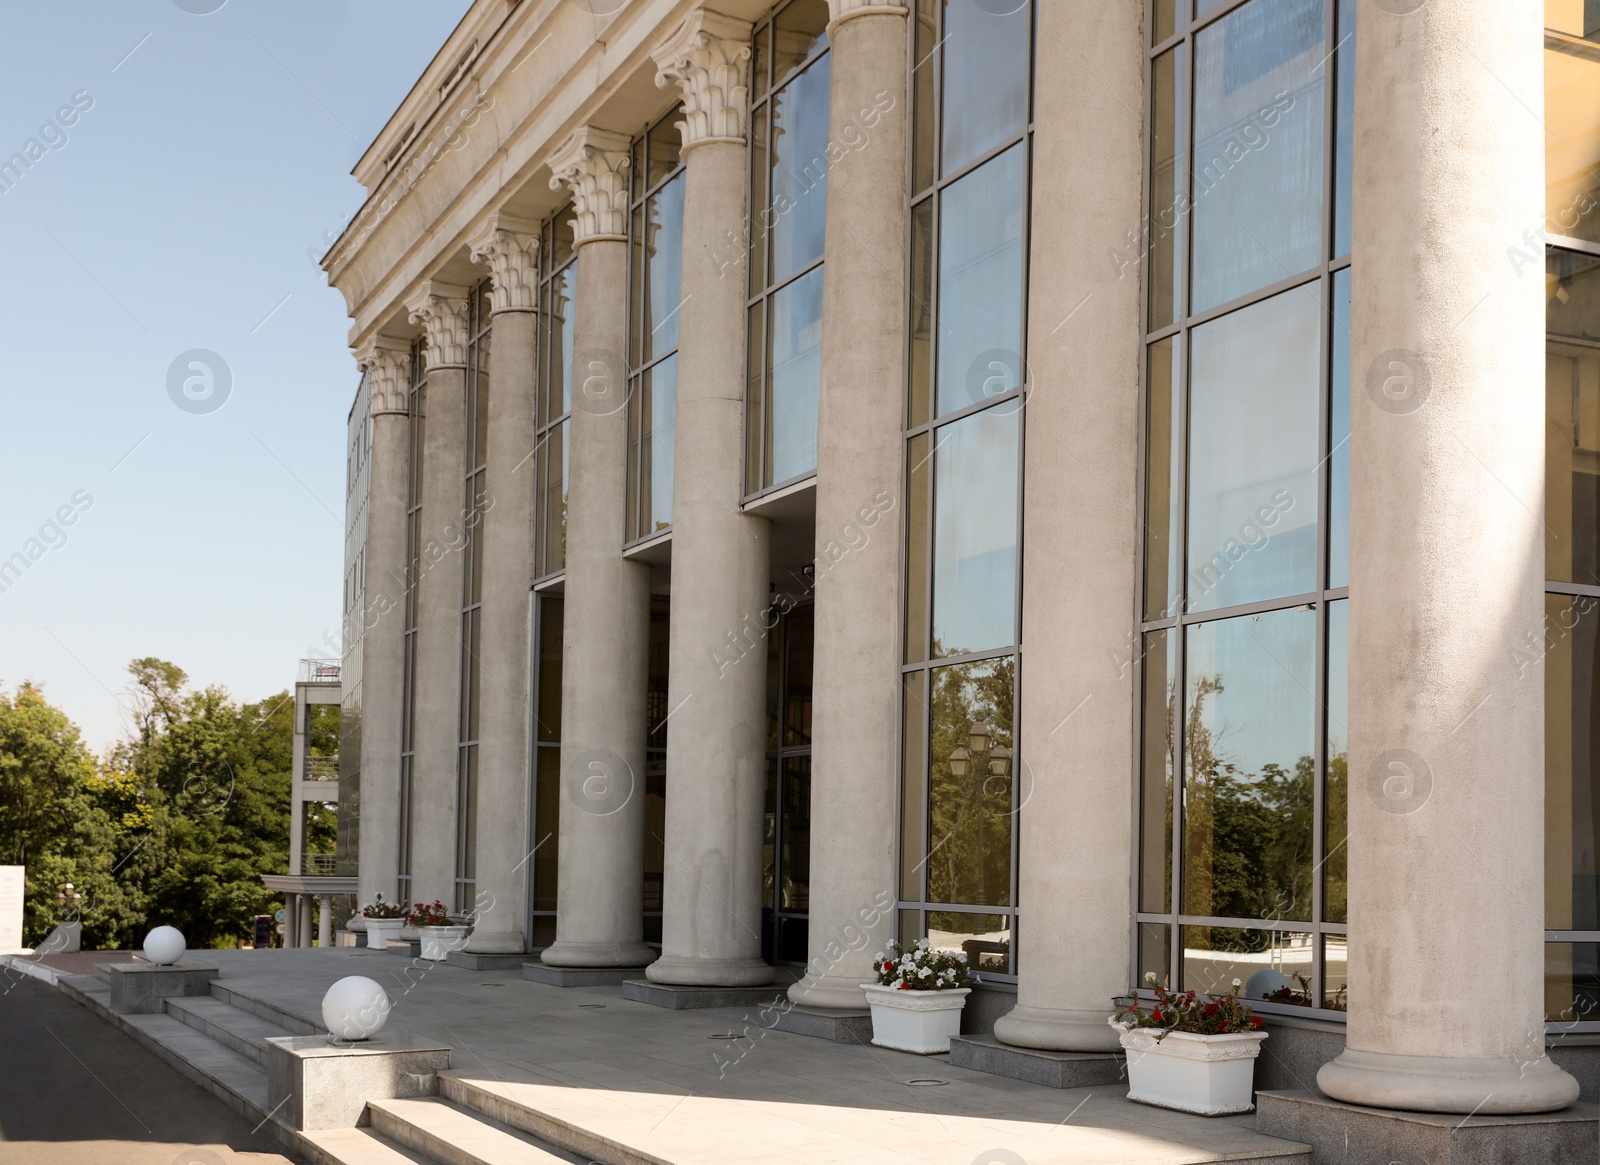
left=1137, top=0, right=1354, bottom=1017
left=454, top=281, right=492, bottom=914
left=1544, top=0, right=1600, bottom=1027
left=535, top=206, right=576, bottom=582
left=397, top=339, right=427, bottom=906
left=626, top=112, right=685, bottom=543
left=746, top=0, right=830, bottom=497
left=528, top=596, right=562, bottom=948
left=763, top=603, right=813, bottom=964
left=898, top=0, right=1032, bottom=982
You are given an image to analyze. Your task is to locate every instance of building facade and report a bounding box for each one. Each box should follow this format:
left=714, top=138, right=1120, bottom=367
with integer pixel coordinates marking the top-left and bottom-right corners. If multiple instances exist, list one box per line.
left=329, top=0, right=1600, bottom=1122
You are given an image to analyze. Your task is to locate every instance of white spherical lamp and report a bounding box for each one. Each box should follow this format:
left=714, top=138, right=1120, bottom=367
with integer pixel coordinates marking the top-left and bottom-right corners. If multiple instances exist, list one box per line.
left=142, top=926, right=186, bottom=966
left=321, top=975, right=392, bottom=1041
left=1244, top=967, right=1291, bottom=1000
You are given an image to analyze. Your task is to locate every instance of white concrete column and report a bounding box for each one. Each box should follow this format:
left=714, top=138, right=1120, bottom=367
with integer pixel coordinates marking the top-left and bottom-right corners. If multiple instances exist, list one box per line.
left=317, top=896, right=332, bottom=949
left=354, top=336, right=412, bottom=911
left=284, top=894, right=297, bottom=948
left=1316, top=1, right=1578, bottom=1114
left=541, top=128, right=657, bottom=969
left=787, top=0, right=909, bottom=1012
left=297, top=894, right=313, bottom=950
left=990, top=0, right=1143, bottom=1053
left=403, top=281, right=472, bottom=913
left=462, top=215, right=541, bottom=955
left=645, top=10, right=775, bottom=988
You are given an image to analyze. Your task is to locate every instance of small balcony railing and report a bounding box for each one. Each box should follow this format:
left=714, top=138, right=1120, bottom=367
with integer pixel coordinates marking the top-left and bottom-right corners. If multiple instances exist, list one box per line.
left=305, top=756, right=339, bottom=782
left=297, top=658, right=342, bottom=684
left=302, top=853, right=337, bottom=876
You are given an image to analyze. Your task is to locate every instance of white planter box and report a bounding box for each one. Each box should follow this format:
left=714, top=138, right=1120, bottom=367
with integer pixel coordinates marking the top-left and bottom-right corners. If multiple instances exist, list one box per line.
left=363, top=918, right=404, bottom=950
left=418, top=925, right=471, bottom=961
left=860, top=984, right=970, bottom=1054
left=1113, top=1022, right=1268, bottom=1116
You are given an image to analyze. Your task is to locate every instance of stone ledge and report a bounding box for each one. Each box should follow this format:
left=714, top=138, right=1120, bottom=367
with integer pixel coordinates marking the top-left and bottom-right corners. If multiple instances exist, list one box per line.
left=445, top=950, right=542, bottom=972
left=522, top=963, right=652, bottom=988
left=949, top=1033, right=1126, bottom=1089
left=385, top=940, right=422, bottom=958
left=1256, top=1088, right=1600, bottom=1164
left=100, top=962, right=219, bottom=1015
left=768, top=1004, right=873, bottom=1044
left=621, top=980, right=786, bottom=1010
left=266, top=1033, right=452, bottom=1132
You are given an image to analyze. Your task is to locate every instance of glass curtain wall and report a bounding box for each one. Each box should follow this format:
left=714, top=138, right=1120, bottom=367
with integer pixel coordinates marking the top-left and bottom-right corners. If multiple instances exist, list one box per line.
left=897, top=0, right=1034, bottom=982
left=626, top=112, right=685, bottom=544
left=536, top=206, right=576, bottom=582
left=397, top=338, right=427, bottom=905
left=1543, top=0, right=1600, bottom=1027
left=454, top=281, right=493, bottom=914
left=1136, top=0, right=1355, bottom=1016
left=745, top=0, right=830, bottom=498
left=527, top=204, right=577, bottom=946
left=763, top=603, right=814, bottom=963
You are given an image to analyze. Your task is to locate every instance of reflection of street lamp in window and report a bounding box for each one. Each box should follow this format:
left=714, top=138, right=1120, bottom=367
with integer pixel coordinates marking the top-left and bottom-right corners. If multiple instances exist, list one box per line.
left=947, top=723, right=1010, bottom=904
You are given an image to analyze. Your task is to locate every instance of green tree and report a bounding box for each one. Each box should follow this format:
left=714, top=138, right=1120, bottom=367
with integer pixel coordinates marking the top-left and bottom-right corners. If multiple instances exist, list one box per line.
left=0, top=683, right=139, bottom=946
left=103, top=661, right=294, bottom=949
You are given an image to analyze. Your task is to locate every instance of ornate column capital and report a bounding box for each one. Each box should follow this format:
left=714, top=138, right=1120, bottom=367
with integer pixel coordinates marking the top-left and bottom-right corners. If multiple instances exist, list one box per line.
left=405, top=280, right=471, bottom=368
left=355, top=335, right=412, bottom=415
left=827, top=0, right=908, bottom=26
left=547, top=126, right=632, bottom=246
left=469, top=213, right=541, bottom=314
left=652, top=9, right=754, bottom=154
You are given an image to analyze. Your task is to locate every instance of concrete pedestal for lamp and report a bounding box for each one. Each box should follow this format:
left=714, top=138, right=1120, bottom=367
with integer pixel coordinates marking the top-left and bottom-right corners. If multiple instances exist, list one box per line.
left=101, top=961, right=220, bottom=1015
left=266, top=1034, right=451, bottom=1131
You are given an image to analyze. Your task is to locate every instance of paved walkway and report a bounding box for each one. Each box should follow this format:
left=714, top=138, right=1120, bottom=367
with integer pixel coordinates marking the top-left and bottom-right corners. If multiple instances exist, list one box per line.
left=137, top=946, right=1307, bottom=1164
left=0, top=975, right=291, bottom=1165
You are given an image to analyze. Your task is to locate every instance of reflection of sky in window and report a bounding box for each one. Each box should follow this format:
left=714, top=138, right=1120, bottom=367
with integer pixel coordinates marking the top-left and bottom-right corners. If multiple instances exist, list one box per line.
left=645, top=174, right=685, bottom=361
left=933, top=408, right=1018, bottom=656
left=768, top=266, right=823, bottom=483
left=1186, top=607, right=1316, bottom=783
left=649, top=355, right=677, bottom=533
left=1191, top=0, right=1325, bottom=312
left=769, top=54, right=830, bottom=284
left=936, top=146, right=1025, bottom=418
left=1187, top=285, right=1321, bottom=611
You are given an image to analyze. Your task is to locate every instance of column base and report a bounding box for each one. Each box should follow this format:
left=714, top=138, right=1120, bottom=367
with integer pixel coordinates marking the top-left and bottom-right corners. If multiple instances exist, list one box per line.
left=787, top=971, right=870, bottom=1011
left=993, top=1004, right=1124, bottom=1053
left=1258, top=1089, right=1597, bottom=1162
left=949, top=1033, right=1124, bottom=1089
left=540, top=940, right=658, bottom=969
left=462, top=929, right=526, bottom=955
left=1318, top=1048, right=1581, bottom=1115
left=622, top=979, right=787, bottom=1010
left=644, top=955, right=775, bottom=988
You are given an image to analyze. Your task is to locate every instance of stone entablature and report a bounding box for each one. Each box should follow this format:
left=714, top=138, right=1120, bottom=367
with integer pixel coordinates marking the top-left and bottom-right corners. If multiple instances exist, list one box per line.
left=547, top=126, right=633, bottom=246
left=355, top=336, right=413, bottom=415
left=652, top=9, right=755, bottom=153
left=469, top=213, right=541, bottom=313
left=405, top=281, right=471, bottom=369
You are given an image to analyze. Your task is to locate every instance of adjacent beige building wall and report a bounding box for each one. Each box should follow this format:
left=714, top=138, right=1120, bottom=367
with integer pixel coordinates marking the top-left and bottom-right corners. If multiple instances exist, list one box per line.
left=993, top=0, right=1144, bottom=1055
left=787, top=0, right=909, bottom=1012
left=1317, top=0, right=1579, bottom=1114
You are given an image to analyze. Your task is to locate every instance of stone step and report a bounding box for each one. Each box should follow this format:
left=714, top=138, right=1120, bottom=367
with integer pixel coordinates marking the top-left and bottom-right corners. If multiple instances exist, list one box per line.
left=300, top=1126, right=436, bottom=1165
left=209, top=979, right=324, bottom=1035
left=439, top=1075, right=654, bottom=1165
left=369, top=1096, right=588, bottom=1165
left=58, top=973, right=270, bottom=1123
left=166, top=993, right=296, bottom=1066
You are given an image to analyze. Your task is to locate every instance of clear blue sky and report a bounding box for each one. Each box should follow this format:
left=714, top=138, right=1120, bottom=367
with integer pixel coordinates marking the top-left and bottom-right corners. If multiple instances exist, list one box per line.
left=0, top=0, right=473, bottom=755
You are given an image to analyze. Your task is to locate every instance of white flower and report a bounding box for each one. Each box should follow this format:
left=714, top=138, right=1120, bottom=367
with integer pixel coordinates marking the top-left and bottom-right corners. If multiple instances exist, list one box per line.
left=1231, top=978, right=1242, bottom=988
left=1144, top=971, right=1158, bottom=984
left=917, top=938, right=929, bottom=950
left=957, top=952, right=968, bottom=963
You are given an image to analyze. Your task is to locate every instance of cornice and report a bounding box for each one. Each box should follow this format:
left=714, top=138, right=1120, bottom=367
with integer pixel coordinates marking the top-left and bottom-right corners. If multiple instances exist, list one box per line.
left=652, top=9, right=754, bottom=154
left=547, top=125, right=633, bottom=245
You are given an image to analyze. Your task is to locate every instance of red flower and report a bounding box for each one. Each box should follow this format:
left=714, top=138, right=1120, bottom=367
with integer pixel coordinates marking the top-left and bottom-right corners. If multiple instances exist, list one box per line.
left=1204, top=1003, right=1217, bottom=1017
left=898, top=982, right=910, bottom=990
left=1251, top=1016, right=1264, bottom=1030
left=1151, top=1010, right=1163, bottom=1023
left=883, top=961, right=893, bottom=972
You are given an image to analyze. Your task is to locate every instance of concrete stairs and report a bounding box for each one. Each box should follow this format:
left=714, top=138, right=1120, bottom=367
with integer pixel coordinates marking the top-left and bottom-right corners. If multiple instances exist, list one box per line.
left=56, top=969, right=621, bottom=1165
